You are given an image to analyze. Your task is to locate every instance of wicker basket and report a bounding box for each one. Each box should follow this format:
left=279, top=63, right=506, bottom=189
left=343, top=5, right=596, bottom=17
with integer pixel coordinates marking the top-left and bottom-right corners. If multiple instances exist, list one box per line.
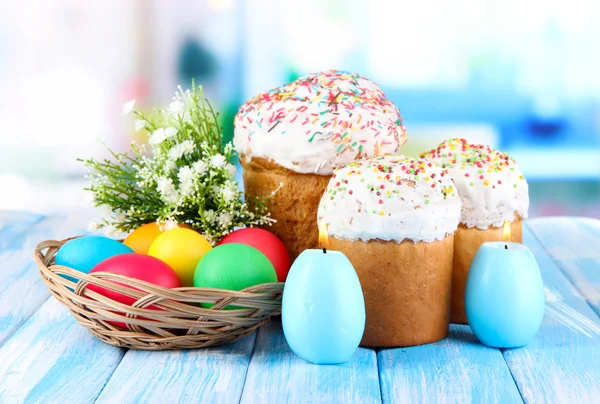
left=34, top=239, right=284, bottom=350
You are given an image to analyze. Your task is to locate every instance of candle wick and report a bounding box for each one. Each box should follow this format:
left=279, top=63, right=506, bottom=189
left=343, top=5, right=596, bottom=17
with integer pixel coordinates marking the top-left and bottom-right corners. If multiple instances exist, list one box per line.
left=505, top=244, right=508, bottom=250
left=322, top=248, right=327, bottom=254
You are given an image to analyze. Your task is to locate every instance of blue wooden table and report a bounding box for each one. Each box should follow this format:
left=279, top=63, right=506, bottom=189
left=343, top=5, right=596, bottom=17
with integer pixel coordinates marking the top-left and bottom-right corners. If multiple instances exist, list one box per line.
left=1, top=211, right=600, bottom=403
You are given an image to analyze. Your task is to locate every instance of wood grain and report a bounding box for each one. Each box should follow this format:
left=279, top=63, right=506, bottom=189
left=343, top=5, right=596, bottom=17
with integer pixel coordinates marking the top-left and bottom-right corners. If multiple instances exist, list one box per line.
left=0, top=210, right=43, bottom=250
left=528, top=217, right=600, bottom=317
left=0, top=299, right=124, bottom=404
left=240, top=318, right=381, bottom=404
left=500, top=225, right=600, bottom=404
left=378, top=324, right=523, bottom=404
left=0, top=212, right=94, bottom=346
left=1, top=213, right=600, bottom=403
left=96, top=334, right=256, bottom=404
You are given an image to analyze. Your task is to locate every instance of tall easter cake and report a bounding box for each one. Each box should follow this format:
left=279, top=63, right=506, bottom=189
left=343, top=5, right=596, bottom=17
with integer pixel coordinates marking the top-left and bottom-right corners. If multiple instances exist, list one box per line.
left=318, top=156, right=461, bottom=347
left=234, top=70, right=407, bottom=260
left=421, top=138, right=529, bottom=324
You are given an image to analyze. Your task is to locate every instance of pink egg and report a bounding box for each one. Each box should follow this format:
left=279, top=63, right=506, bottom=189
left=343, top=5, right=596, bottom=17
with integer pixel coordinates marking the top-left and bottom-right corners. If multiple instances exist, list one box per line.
left=89, top=254, right=181, bottom=328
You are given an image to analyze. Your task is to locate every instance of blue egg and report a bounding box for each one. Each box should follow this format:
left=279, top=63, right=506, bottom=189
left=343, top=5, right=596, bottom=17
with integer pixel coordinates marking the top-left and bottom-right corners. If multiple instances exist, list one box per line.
left=465, top=242, right=545, bottom=348
left=282, top=249, right=365, bottom=365
left=55, top=236, right=134, bottom=276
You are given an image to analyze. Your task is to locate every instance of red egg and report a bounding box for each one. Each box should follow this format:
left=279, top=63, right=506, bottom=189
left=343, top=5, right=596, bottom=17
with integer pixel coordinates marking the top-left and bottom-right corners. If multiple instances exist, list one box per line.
left=89, top=254, right=181, bottom=328
left=218, top=228, right=290, bottom=282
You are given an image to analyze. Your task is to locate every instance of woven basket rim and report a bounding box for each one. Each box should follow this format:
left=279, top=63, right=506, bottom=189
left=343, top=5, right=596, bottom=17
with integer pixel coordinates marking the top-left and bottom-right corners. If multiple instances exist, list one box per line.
left=34, top=238, right=285, bottom=350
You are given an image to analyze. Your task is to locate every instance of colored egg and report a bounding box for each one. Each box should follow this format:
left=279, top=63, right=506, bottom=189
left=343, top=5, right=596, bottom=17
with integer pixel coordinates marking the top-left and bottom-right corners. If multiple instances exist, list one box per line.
left=55, top=236, right=134, bottom=276
left=193, top=243, right=277, bottom=309
left=89, top=254, right=181, bottom=328
left=124, top=222, right=192, bottom=254
left=148, top=228, right=212, bottom=286
left=218, top=228, right=290, bottom=282
left=123, top=223, right=163, bottom=254
left=465, top=242, right=545, bottom=348
left=282, top=249, right=365, bottom=364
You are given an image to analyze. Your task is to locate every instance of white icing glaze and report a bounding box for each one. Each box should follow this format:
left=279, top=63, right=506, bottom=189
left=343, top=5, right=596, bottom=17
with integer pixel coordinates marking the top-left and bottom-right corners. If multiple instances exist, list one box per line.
left=318, top=156, right=461, bottom=243
left=234, top=70, right=407, bottom=175
left=421, top=138, right=529, bottom=229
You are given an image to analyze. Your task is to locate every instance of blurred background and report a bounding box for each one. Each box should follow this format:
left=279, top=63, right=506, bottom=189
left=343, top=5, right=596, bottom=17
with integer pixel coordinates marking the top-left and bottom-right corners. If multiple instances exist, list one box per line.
left=1, top=0, right=599, bottom=217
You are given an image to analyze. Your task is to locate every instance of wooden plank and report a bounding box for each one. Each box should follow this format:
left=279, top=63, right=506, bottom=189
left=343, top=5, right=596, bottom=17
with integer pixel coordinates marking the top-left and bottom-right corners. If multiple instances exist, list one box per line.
left=96, top=334, right=256, bottom=404
left=240, top=318, right=381, bottom=404
left=0, top=298, right=125, bottom=404
left=528, top=217, right=600, bottom=317
left=500, top=225, right=600, bottom=403
left=378, top=325, right=523, bottom=404
left=0, top=212, right=94, bottom=346
left=0, top=210, right=43, bottom=250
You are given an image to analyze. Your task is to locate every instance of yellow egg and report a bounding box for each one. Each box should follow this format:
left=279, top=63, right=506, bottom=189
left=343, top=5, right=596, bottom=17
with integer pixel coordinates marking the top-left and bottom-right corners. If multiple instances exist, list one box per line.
left=148, top=228, right=212, bottom=286
left=124, top=222, right=192, bottom=254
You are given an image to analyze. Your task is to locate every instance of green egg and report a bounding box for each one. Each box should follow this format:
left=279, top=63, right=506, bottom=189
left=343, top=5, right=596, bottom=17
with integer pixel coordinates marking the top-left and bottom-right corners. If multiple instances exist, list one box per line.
left=193, top=243, right=277, bottom=309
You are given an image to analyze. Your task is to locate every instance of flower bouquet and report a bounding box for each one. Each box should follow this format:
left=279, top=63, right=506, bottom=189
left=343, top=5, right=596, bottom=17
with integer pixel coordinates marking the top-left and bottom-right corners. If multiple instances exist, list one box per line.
left=35, top=84, right=286, bottom=350
left=83, top=84, right=273, bottom=243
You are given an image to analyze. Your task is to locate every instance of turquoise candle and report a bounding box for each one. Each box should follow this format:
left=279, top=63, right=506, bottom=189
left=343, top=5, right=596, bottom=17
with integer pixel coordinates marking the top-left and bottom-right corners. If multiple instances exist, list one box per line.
left=465, top=241, right=545, bottom=348
left=282, top=249, right=365, bottom=365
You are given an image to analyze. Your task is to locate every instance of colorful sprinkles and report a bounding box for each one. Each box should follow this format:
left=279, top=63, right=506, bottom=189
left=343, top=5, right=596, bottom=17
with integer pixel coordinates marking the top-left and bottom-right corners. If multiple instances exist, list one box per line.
left=234, top=70, right=407, bottom=159
left=324, top=156, right=458, bottom=217
left=420, top=138, right=525, bottom=188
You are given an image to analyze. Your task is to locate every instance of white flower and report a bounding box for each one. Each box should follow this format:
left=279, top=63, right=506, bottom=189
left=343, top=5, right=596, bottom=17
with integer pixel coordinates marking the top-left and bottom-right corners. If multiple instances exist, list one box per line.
left=87, top=221, right=99, bottom=232
left=218, top=212, right=232, bottom=227
left=137, top=167, right=152, bottom=185
left=149, top=128, right=167, bottom=145
left=178, top=166, right=195, bottom=196
left=168, top=140, right=195, bottom=162
left=193, top=160, right=208, bottom=175
left=210, top=154, right=227, bottom=168
left=204, top=209, right=217, bottom=223
left=103, top=224, right=119, bottom=237
left=223, top=142, right=234, bottom=155
left=114, top=212, right=126, bottom=223
left=164, top=127, right=178, bottom=139
left=210, top=184, right=222, bottom=198
left=168, top=101, right=184, bottom=116
left=162, top=219, right=179, bottom=231
left=149, top=127, right=177, bottom=145
left=164, top=190, right=180, bottom=204
left=122, top=99, right=136, bottom=115
left=157, top=177, right=179, bottom=204
left=180, top=140, right=195, bottom=155
left=220, top=184, right=237, bottom=202
left=157, top=177, right=172, bottom=193
left=134, top=119, right=146, bottom=132
left=165, top=160, right=176, bottom=172
left=225, top=163, right=237, bottom=178
left=168, top=144, right=185, bottom=161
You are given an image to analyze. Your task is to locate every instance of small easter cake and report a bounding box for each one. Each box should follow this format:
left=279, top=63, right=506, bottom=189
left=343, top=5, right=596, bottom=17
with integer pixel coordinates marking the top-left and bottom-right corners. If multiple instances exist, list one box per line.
left=421, top=138, right=529, bottom=324
left=234, top=69, right=407, bottom=260
left=318, top=156, right=461, bottom=347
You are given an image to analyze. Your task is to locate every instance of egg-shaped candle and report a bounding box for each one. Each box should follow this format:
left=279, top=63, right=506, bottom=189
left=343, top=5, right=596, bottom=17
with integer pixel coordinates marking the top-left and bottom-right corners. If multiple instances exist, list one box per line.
left=465, top=241, right=545, bottom=348
left=282, top=248, right=365, bottom=365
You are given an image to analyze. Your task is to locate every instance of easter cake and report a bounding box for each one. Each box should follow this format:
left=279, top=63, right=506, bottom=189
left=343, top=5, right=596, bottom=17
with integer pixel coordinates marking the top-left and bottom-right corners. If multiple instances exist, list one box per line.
left=421, top=138, right=529, bottom=324
left=234, top=70, right=407, bottom=260
left=317, top=156, right=461, bottom=347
